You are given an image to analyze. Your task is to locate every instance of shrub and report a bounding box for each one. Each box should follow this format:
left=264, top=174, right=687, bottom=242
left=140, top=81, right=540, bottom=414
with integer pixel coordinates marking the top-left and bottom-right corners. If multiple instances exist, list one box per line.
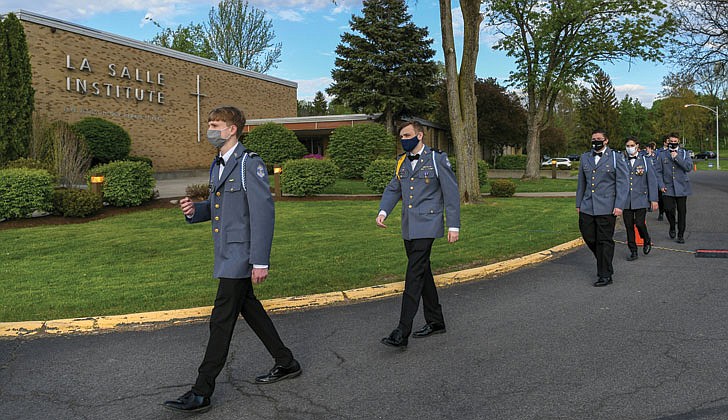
left=281, top=158, right=338, bottom=196
left=478, top=160, right=489, bottom=186
left=0, top=168, right=54, bottom=219
left=302, top=153, right=324, bottom=159
left=496, top=154, right=527, bottom=169
left=52, top=188, right=102, bottom=217
left=4, top=157, right=55, bottom=175
left=243, top=123, right=307, bottom=166
left=72, top=117, right=131, bottom=164
left=489, top=179, right=517, bottom=197
left=327, top=124, right=396, bottom=179
left=185, top=183, right=209, bottom=200
left=364, top=159, right=396, bottom=194
left=88, top=160, right=155, bottom=207
left=127, top=155, right=153, bottom=167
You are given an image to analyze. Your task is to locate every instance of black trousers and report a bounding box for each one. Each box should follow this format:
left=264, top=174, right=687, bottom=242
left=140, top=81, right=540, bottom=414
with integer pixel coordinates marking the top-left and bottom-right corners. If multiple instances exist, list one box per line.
left=663, top=195, right=688, bottom=237
left=657, top=190, right=665, bottom=215
left=578, top=213, right=616, bottom=278
left=623, top=208, right=651, bottom=252
left=397, top=238, right=445, bottom=337
left=193, top=277, right=293, bottom=397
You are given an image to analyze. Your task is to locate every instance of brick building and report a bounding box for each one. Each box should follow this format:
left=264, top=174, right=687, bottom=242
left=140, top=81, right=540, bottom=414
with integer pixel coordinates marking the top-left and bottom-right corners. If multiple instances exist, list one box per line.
left=12, top=10, right=297, bottom=171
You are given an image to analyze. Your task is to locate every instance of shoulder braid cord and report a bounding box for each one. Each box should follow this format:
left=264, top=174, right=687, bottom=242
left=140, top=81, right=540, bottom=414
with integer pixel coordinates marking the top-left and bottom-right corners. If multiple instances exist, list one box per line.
left=208, top=152, right=251, bottom=192
left=395, top=151, right=440, bottom=180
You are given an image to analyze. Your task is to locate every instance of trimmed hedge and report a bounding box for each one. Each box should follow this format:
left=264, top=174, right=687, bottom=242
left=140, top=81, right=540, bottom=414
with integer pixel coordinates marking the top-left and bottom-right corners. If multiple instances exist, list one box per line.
left=364, top=159, right=396, bottom=194
left=52, top=188, right=103, bottom=217
left=281, top=158, right=338, bottom=196
left=0, top=168, right=55, bottom=219
left=327, top=124, right=396, bottom=179
left=489, top=179, right=517, bottom=197
left=88, top=160, right=155, bottom=207
left=72, top=117, right=131, bottom=164
left=496, top=154, right=527, bottom=169
left=478, top=160, right=489, bottom=186
left=244, top=123, right=307, bottom=166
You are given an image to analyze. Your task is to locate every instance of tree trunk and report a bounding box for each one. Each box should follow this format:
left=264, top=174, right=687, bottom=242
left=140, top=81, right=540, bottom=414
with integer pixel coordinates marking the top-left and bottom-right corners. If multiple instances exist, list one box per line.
left=439, top=0, right=482, bottom=203
left=523, top=88, right=547, bottom=180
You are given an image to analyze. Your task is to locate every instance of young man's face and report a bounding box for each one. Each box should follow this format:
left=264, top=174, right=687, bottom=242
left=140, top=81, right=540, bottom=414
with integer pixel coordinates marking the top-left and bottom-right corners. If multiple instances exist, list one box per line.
left=399, top=124, right=421, bottom=140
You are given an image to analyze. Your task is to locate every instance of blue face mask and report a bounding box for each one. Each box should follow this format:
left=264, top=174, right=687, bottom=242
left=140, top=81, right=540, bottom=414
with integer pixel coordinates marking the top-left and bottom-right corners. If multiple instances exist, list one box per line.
left=400, top=136, right=419, bottom=152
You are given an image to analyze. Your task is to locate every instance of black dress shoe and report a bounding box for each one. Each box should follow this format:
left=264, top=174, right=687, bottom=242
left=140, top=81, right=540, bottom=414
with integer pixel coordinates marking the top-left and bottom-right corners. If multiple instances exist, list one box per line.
left=643, top=241, right=652, bottom=255
left=412, top=323, right=446, bottom=338
left=676, top=237, right=685, bottom=244
left=669, top=229, right=676, bottom=239
left=381, top=329, right=408, bottom=348
left=627, top=251, right=638, bottom=261
left=163, top=390, right=210, bottom=412
left=255, top=359, right=302, bottom=384
left=593, top=276, right=613, bottom=287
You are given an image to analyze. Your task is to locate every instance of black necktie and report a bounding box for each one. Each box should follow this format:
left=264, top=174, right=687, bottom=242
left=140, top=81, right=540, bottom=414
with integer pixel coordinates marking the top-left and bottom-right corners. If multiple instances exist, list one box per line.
left=408, top=154, right=420, bottom=161
left=628, top=156, right=637, bottom=160
left=215, top=156, right=225, bottom=166
left=593, top=151, right=603, bottom=157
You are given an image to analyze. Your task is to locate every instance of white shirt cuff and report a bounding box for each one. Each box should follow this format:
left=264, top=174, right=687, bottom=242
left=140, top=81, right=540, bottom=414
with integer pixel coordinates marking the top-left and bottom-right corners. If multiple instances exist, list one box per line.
left=253, top=264, right=268, bottom=269
left=448, top=227, right=459, bottom=232
left=378, top=210, right=387, bottom=218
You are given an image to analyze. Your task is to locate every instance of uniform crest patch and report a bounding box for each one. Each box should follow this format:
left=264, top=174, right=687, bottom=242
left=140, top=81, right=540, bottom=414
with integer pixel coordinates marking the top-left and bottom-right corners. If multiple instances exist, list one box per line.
left=257, top=164, right=266, bottom=178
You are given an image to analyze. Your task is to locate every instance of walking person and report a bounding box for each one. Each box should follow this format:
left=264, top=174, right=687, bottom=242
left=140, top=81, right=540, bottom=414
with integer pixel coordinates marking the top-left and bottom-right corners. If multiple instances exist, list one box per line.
left=622, top=137, right=659, bottom=261
left=576, top=129, right=629, bottom=287
left=164, top=106, right=301, bottom=413
left=655, top=136, right=670, bottom=221
left=376, top=120, right=460, bottom=348
left=655, top=133, right=693, bottom=244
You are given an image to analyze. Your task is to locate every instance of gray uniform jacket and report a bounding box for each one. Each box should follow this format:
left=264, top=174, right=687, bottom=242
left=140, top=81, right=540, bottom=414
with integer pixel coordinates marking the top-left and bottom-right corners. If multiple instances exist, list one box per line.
left=187, top=142, right=274, bottom=279
left=379, top=146, right=460, bottom=240
left=655, top=148, right=693, bottom=197
left=576, top=147, right=629, bottom=216
left=624, top=154, right=659, bottom=210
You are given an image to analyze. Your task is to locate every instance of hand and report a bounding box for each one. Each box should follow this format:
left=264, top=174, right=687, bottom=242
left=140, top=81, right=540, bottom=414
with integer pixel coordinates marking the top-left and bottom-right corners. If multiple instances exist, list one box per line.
left=252, top=268, right=268, bottom=284
left=180, top=197, right=195, bottom=217
left=376, top=215, right=387, bottom=228
left=650, top=201, right=659, bottom=212
left=447, top=230, right=459, bottom=243
left=613, top=208, right=623, bottom=217
left=670, top=151, right=678, bottom=159
left=576, top=207, right=580, bottom=213
left=661, top=187, right=667, bottom=193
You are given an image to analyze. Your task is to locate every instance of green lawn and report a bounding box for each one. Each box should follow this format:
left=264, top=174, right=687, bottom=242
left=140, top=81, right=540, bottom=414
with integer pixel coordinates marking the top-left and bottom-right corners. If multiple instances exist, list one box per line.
left=693, top=157, right=727, bottom=171
left=0, top=198, right=580, bottom=322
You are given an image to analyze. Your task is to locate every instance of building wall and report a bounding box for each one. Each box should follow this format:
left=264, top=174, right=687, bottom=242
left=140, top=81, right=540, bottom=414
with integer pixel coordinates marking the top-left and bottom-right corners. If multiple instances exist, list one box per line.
left=20, top=16, right=296, bottom=171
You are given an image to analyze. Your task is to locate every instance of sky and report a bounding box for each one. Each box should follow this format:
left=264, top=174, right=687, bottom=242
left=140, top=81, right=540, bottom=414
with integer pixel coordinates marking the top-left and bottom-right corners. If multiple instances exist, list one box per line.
left=0, top=0, right=676, bottom=107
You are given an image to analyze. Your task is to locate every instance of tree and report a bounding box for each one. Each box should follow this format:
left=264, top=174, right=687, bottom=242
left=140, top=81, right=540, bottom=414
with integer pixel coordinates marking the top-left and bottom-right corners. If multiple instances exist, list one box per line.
left=582, top=69, right=620, bottom=147
left=540, top=125, right=568, bottom=157
left=473, top=78, right=527, bottom=165
left=328, top=0, right=438, bottom=134
left=484, top=0, right=674, bottom=179
left=438, top=0, right=482, bottom=202
left=617, top=95, right=653, bottom=144
left=148, top=20, right=216, bottom=60
left=206, top=0, right=282, bottom=73
left=670, top=0, right=728, bottom=72
left=312, top=91, right=328, bottom=116
left=0, top=13, right=35, bottom=164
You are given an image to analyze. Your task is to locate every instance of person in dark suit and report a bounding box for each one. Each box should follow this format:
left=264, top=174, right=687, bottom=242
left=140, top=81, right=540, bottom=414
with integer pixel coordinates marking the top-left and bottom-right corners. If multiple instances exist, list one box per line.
left=654, top=133, right=693, bottom=244
left=621, top=136, right=659, bottom=261
left=164, top=106, right=300, bottom=413
left=576, top=129, right=629, bottom=287
left=376, top=120, right=460, bottom=348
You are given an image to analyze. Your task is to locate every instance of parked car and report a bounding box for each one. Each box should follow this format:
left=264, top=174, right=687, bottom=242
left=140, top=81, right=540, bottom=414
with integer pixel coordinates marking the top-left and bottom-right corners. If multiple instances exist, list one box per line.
left=541, top=157, right=572, bottom=169
left=695, top=151, right=717, bottom=159
left=567, top=154, right=581, bottom=161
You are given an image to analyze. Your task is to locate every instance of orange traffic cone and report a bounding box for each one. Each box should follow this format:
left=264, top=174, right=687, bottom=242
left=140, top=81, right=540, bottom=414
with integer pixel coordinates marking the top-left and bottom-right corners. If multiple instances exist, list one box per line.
left=634, top=225, right=644, bottom=246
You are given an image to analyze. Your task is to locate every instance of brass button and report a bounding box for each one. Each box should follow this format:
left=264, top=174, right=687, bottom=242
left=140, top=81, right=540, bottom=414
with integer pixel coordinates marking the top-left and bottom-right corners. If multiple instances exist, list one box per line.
left=410, top=178, right=414, bottom=181
left=591, top=190, right=595, bottom=193
left=410, top=186, right=414, bottom=190
left=216, top=192, right=221, bottom=197
left=409, top=195, right=413, bottom=199
left=408, top=204, right=412, bottom=208
left=214, top=228, right=219, bottom=233
left=215, top=204, right=220, bottom=208
left=214, top=216, right=219, bottom=221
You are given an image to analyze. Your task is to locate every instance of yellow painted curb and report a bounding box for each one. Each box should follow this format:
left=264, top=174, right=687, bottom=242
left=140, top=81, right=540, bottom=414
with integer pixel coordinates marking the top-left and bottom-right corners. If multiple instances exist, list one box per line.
left=0, top=238, right=584, bottom=338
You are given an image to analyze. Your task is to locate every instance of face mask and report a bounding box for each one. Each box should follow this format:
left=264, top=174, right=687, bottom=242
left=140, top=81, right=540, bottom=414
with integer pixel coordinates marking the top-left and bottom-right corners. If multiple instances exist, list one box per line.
left=400, top=136, right=419, bottom=152
left=206, top=128, right=229, bottom=148
left=626, top=146, right=637, bottom=155
left=668, top=143, right=679, bottom=150
left=591, top=140, right=605, bottom=150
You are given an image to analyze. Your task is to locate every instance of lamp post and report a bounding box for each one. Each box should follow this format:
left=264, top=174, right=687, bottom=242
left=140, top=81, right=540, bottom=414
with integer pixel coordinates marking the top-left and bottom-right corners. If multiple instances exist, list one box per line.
left=684, top=103, right=720, bottom=170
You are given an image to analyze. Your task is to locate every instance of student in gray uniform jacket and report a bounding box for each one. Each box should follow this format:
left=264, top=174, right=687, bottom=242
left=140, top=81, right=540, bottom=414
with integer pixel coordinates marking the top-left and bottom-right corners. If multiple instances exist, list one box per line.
left=576, top=129, right=629, bottom=287
left=165, top=106, right=300, bottom=413
left=376, top=120, right=460, bottom=349
left=622, top=137, right=659, bottom=261
left=654, top=133, right=693, bottom=244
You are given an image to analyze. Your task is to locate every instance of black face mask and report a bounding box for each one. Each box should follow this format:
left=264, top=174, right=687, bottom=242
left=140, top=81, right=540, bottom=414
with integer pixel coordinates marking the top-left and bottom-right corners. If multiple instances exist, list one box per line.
left=592, top=140, right=605, bottom=150
left=668, top=143, right=679, bottom=150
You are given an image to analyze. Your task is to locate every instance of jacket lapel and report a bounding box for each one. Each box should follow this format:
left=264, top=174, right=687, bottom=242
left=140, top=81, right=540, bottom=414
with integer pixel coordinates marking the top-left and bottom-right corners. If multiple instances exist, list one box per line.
left=214, top=143, right=244, bottom=191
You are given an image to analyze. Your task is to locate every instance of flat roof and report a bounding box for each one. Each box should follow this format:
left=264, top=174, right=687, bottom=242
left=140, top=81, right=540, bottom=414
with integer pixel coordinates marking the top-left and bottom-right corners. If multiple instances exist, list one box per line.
left=8, top=9, right=297, bottom=89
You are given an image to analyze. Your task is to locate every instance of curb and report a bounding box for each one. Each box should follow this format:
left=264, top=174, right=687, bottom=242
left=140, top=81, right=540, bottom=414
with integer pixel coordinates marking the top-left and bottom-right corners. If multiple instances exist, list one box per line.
left=0, top=238, right=584, bottom=339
